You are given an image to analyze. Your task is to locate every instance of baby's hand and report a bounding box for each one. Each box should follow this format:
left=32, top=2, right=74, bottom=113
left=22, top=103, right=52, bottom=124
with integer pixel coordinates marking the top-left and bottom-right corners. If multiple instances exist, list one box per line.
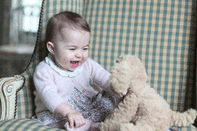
left=65, top=119, right=92, bottom=131
left=66, top=111, right=86, bottom=129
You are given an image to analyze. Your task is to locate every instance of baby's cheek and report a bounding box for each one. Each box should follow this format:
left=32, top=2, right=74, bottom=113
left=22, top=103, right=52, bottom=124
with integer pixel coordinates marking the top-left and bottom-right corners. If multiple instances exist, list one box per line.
left=63, top=57, right=69, bottom=62
left=82, top=57, right=88, bottom=65
left=83, top=57, right=88, bottom=61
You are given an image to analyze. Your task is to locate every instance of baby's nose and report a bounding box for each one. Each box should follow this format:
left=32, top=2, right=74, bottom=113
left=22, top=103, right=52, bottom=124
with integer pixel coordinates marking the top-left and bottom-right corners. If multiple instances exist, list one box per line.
left=75, top=50, right=83, bottom=58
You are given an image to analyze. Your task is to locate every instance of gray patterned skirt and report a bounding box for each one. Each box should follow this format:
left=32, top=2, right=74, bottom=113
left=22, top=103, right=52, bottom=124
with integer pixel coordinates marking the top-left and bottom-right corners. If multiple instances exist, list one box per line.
left=33, top=87, right=116, bottom=125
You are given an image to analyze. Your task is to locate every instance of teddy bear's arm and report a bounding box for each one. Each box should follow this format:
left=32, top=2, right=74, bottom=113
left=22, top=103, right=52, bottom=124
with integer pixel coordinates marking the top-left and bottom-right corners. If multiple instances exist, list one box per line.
left=101, top=88, right=139, bottom=131
left=111, top=88, right=139, bottom=122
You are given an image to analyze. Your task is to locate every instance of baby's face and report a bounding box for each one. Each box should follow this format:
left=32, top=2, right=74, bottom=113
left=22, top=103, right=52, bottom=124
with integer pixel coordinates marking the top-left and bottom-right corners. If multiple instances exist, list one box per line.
left=48, top=28, right=90, bottom=72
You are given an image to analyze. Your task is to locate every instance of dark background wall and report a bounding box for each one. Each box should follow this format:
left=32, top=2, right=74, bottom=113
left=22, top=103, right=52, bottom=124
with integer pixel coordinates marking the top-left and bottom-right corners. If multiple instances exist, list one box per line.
left=0, top=1, right=4, bottom=46
left=0, top=0, right=32, bottom=78
left=0, top=0, right=11, bottom=46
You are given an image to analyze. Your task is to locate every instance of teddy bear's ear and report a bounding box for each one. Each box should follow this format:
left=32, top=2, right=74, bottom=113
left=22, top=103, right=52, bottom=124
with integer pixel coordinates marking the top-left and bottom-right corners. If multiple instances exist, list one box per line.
left=125, top=55, right=148, bottom=80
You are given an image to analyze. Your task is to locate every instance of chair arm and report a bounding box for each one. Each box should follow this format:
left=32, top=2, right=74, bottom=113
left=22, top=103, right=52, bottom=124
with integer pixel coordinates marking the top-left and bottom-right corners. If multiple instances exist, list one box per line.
left=0, top=75, right=24, bottom=121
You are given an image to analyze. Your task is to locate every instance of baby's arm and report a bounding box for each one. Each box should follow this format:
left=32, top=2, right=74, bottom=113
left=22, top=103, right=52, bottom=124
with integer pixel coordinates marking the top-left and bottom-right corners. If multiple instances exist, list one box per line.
left=89, top=59, right=112, bottom=92
left=89, top=59, right=119, bottom=104
left=55, top=103, right=101, bottom=131
left=109, top=88, right=138, bottom=122
left=65, top=119, right=99, bottom=131
left=34, top=64, right=86, bottom=129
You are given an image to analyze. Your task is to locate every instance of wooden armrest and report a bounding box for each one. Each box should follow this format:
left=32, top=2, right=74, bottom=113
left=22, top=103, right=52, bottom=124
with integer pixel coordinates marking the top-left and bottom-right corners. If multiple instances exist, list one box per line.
left=0, top=75, right=24, bottom=121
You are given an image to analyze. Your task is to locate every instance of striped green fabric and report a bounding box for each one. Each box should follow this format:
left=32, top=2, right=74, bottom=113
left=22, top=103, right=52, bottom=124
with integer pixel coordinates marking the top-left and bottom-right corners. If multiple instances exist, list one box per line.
left=0, top=118, right=196, bottom=131
left=171, top=125, right=197, bottom=131
left=84, top=0, right=197, bottom=113
left=0, top=118, right=64, bottom=131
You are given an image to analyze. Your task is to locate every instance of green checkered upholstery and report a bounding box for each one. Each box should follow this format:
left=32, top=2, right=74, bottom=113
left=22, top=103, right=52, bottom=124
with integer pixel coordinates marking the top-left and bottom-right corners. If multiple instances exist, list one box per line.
left=84, top=0, right=197, bottom=113
left=0, top=118, right=64, bottom=131
left=0, top=0, right=196, bottom=130
left=0, top=119, right=196, bottom=131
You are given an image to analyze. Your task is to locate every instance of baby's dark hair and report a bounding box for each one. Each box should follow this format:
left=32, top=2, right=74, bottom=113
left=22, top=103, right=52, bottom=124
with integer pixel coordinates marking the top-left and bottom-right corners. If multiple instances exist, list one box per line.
left=45, top=11, right=90, bottom=43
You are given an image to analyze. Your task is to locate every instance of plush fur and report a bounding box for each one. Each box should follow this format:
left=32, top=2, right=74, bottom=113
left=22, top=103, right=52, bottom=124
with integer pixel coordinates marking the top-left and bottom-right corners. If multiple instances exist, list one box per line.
left=100, top=55, right=197, bottom=131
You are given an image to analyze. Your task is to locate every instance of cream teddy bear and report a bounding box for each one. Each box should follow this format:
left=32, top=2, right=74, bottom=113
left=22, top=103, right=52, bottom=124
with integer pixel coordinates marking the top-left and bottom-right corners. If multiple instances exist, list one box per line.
left=100, top=55, right=197, bottom=131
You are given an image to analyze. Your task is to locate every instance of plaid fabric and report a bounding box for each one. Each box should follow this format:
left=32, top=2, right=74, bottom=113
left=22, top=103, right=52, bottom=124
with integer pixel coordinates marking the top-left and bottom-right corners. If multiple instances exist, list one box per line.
left=0, top=118, right=64, bottom=131
left=9, top=0, right=196, bottom=130
left=171, top=125, right=197, bottom=131
left=84, top=0, right=197, bottom=113
left=0, top=119, right=196, bottom=131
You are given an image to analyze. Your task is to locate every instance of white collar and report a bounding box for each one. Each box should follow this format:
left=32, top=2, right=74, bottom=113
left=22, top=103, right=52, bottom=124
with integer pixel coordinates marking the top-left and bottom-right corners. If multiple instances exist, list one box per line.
left=45, top=54, right=83, bottom=77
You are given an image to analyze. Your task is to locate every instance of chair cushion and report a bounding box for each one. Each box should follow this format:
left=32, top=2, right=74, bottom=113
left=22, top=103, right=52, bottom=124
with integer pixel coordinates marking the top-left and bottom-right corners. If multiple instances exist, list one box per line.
left=0, top=118, right=65, bottom=131
left=0, top=118, right=196, bottom=131
left=171, top=126, right=197, bottom=131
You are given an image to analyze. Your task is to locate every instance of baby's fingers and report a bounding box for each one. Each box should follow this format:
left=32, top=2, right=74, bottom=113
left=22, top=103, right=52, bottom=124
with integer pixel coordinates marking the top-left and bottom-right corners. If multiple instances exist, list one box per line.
left=80, top=115, right=86, bottom=125
left=82, top=118, right=86, bottom=125
left=64, top=122, right=74, bottom=131
left=69, top=119, right=74, bottom=128
left=74, top=119, right=84, bottom=128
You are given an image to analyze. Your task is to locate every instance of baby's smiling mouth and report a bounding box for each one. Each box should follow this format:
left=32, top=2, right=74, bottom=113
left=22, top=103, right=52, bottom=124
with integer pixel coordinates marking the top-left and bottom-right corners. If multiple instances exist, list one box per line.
left=70, top=61, right=80, bottom=68
left=70, top=61, right=80, bottom=64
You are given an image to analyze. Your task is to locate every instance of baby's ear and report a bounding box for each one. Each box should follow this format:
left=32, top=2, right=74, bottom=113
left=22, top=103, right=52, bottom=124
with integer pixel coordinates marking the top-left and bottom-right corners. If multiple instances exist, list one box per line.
left=46, top=41, right=55, bottom=55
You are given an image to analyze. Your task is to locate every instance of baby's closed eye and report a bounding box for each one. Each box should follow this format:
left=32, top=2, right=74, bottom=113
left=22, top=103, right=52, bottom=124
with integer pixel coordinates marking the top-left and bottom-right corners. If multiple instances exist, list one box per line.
left=68, top=47, right=76, bottom=50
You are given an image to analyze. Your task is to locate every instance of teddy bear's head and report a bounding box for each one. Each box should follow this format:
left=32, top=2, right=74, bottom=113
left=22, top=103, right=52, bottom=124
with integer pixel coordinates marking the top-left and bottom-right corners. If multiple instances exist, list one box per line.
left=110, top=55, right=147, bottom=96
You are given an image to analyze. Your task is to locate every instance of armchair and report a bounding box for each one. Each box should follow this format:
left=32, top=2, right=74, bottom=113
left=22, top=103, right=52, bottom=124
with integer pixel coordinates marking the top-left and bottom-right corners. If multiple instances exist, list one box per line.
left=0, top=0, right=196, bottom=130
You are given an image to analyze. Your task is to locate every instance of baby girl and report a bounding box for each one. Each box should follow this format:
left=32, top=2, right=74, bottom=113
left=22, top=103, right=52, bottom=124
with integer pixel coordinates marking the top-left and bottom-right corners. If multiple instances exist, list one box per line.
left=33, top=11, right=116, bottom=131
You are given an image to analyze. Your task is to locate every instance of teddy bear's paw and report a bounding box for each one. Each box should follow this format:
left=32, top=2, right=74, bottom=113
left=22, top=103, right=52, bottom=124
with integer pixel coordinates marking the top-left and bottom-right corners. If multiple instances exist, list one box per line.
left=120, top=122, right=156, bottom=131
left=171, top=108, right=197, bottom=127
left=120, top=123, right=135, bottom=131
left=100, top=121, right=120, bottom=131
left=187, top=109, right=197, bottom=120
left=100, top=122, right=107, bottom=131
